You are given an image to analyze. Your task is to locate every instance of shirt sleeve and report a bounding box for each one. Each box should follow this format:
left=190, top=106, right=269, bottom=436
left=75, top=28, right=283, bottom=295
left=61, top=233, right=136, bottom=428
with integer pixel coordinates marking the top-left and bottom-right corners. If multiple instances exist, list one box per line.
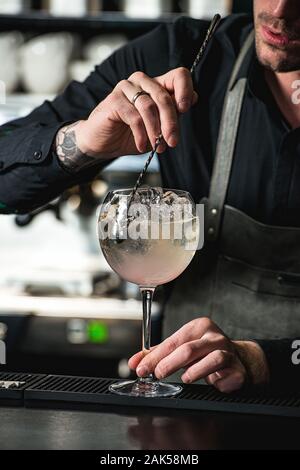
left=256, top=338, right=300, bottom=391
left=0, top=70, right=113, bottom=214
left=0, top=22, right=172, bottom=215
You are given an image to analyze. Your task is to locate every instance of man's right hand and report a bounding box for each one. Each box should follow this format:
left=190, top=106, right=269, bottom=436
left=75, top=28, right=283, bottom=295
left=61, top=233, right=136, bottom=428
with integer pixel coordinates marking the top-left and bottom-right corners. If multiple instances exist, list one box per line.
left=55, top=67, right=198, bottom=172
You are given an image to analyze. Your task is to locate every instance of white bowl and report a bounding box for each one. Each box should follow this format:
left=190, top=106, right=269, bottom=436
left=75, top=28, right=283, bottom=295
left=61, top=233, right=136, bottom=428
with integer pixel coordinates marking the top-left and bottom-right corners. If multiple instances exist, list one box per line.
left=0, top=0, right=23, bottom=14
left=83, top=34, right=127, bottom=64
left=20, top=33, right=74, bottom=94
left=69, top=60, right=96, bottom=83
left=0, top=31, right=24, bottom=94
left=123, top=0, right=172, bottom=18
left=188, top=0, right=229, bottom=19
left=49, top=0, right=88, bottom=17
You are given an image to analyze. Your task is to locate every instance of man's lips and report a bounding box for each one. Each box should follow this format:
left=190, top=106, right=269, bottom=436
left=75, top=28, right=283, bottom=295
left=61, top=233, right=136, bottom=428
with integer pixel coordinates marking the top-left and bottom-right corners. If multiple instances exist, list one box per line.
left=261, top=25, right=290, bottom=47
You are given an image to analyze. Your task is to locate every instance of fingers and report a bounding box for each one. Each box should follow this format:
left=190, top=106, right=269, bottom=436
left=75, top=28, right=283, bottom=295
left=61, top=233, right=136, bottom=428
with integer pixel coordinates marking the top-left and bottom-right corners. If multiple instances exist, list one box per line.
left=109, top=90, right=148, bottom=153
left=128, top=346, right=157, bottom=370
left=181, top=349, right=235, bottom=384
left=192, top=91, right=198, bottom=106
left=129, top=72, right=178, bottom=148
left=154, top=334, right=225, bottom=380
left=118, top=80, right=166, bottom=153
left=129, top=313, right=247, bottom=394
left=156, top=67, right=197, bottom=114
left=135, top=337, right=179, bottom=377
left=205, top=368, right=234, bottom=387
left=111, top=68, right=197, bottom=154
left=154, top=339, right=209, bottom=380
left=206, top=367, right=246, bottom=393
left=135, top=318, right=216, bottom=377
left=128, top=351, right=145, bottom=370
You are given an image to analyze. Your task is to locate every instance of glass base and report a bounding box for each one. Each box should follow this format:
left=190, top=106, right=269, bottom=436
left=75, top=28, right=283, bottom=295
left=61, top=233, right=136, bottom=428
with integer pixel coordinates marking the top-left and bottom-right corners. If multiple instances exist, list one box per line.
left=109, top=377, right=182, bottom=398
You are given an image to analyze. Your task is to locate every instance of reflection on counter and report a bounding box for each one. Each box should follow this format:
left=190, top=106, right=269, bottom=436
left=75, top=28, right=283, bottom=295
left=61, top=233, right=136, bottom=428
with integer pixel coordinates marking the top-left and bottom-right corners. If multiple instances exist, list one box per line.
left=127, top=414, right=220, bottom=450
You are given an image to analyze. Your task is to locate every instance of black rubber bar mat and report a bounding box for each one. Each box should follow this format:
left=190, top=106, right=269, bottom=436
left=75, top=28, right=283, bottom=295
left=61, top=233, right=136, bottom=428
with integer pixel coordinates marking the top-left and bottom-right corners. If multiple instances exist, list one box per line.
left=0, top=372, right=46, bottom=405
left=1, top=372, right=300, bottom=417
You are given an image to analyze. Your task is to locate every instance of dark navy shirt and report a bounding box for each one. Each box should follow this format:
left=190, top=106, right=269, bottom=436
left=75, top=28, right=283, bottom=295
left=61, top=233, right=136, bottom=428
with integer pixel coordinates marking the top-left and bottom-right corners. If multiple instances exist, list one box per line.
left=0, top=14, right=299, bottom=226
left=0, top=14, right=299, bottom=388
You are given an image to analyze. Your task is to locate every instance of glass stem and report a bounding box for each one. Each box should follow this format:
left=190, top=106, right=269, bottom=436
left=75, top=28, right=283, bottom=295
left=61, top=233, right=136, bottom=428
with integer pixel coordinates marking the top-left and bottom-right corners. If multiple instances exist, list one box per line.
left=140, top=287, right=155, bottom=381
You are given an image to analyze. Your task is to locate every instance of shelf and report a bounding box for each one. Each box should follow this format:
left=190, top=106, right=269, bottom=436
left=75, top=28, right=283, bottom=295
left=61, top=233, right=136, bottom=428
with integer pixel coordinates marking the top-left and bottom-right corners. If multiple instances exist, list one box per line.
left=0, top=11, right=183, bottom=35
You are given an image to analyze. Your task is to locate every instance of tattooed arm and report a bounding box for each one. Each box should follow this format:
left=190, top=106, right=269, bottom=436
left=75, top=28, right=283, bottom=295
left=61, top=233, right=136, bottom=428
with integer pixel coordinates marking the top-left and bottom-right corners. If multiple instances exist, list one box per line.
left=55, top=121, right=99, bottom=173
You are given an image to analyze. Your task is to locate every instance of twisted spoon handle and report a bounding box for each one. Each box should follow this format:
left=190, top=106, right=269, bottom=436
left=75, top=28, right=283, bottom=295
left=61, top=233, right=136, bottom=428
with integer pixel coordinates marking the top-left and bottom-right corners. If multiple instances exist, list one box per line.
left=129, top=13, right=221, bottom=204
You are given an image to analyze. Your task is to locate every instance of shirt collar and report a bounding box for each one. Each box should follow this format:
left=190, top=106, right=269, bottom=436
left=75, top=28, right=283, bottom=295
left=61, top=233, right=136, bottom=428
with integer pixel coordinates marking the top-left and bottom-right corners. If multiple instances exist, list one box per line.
left=244, top=45, right=296, bottom=133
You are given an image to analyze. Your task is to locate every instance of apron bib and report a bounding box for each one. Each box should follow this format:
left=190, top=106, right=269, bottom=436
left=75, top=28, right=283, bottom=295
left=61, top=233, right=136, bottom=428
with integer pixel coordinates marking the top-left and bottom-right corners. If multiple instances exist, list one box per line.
left=163, top=31, right=300, bottom=348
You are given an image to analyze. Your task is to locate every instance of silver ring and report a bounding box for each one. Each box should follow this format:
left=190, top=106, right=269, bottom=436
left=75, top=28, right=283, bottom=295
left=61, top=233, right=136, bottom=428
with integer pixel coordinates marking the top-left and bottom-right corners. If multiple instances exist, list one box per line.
left=131, top=90, right=150, bottom=105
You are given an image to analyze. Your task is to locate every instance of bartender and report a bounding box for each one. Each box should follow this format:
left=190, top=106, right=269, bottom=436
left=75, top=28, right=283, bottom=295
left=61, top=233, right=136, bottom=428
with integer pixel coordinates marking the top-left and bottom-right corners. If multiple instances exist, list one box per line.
left=0, top=0, right=299, bottom=392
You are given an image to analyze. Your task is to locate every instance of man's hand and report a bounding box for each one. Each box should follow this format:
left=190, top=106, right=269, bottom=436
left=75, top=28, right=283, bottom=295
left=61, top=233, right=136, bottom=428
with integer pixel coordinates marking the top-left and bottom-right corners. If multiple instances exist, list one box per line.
left=128, top=318, right=270, bottom=393
left=55, top=67, right=198, bottom=171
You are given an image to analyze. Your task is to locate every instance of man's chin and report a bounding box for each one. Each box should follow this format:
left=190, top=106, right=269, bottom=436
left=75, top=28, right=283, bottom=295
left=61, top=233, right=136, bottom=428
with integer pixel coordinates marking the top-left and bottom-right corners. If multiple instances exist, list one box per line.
left=256, top=38, right=300, bottom=72
left=257, top=53, right=287, bottom=72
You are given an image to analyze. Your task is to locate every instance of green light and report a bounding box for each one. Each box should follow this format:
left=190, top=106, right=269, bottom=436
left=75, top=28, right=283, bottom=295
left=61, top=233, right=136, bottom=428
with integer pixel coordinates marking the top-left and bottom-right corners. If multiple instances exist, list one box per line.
left=87, top=321, right=109, bottom=344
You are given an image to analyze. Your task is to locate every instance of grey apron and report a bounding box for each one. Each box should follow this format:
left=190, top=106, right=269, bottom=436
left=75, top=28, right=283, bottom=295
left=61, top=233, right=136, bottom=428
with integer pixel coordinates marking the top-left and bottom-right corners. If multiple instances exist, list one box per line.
left=163, top=31, right=300, bottom=348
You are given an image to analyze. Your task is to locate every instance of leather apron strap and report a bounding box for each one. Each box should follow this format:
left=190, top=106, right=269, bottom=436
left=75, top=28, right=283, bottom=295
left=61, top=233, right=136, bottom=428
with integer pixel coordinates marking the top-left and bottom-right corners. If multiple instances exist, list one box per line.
left=205, top=30, right=255, bottom=242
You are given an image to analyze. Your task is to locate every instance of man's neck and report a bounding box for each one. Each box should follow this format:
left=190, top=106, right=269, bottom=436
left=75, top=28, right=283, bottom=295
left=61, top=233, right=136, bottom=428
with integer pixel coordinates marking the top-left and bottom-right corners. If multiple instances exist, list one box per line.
left=265, top=69, right=300, bottom=130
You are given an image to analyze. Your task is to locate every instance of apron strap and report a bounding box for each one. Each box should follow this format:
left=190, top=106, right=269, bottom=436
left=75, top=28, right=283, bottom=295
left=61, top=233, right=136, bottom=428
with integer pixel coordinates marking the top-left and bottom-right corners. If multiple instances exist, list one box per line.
left=206, top=30, right=255, bottom=241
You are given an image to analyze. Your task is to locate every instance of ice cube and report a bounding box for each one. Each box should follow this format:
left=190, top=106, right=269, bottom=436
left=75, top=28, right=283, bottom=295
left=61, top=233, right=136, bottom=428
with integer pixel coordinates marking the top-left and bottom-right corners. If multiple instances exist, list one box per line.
left=162, top=190, right=177, bottom=205
left=162, top=190, right=188, bottom=205
left=149, top=187, right=164, bottom=204
left=132, top=186, right=163, bottom=206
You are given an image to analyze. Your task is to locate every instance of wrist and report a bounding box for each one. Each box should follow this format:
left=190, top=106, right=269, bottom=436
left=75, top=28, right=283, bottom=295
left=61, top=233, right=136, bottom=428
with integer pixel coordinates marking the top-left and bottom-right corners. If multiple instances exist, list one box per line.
left=233, top=340, right=270, bottom=385
left=55, top=121, right=98, bottom=173
left=75, top=120, right=98, bottom=157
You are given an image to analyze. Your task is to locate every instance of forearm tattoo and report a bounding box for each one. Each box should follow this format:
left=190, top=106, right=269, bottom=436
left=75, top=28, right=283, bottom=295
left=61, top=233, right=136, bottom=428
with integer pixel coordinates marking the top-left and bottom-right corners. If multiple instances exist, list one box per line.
left=55, top=122, right=96, bottom=173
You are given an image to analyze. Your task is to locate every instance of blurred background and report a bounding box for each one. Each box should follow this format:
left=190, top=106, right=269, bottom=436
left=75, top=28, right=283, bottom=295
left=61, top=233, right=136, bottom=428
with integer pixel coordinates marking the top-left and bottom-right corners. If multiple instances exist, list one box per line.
left=0, top=0, right=252, bottom=379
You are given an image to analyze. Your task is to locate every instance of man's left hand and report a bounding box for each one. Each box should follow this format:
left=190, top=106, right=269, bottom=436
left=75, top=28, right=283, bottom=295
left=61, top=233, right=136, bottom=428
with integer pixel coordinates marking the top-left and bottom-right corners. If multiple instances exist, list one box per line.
left=128, top=318, right=270, bottom=393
